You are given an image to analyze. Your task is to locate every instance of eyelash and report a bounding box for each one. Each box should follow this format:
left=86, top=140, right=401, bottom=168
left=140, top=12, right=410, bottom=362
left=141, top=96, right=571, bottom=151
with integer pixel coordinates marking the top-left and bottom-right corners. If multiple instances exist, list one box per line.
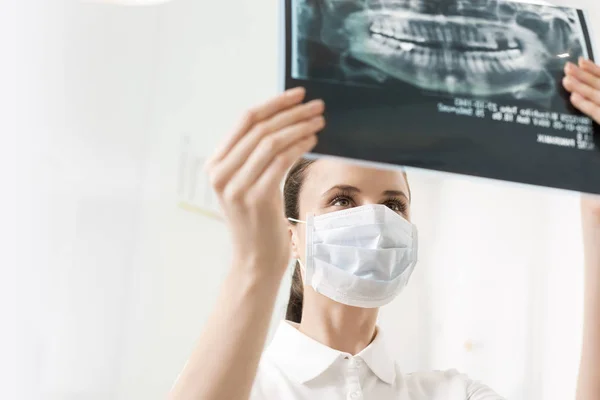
left=385, top=196, right=408, bottom=213
left=329, top=190, right=408, bottom=213
left=329, top=190, right=353, bottom=207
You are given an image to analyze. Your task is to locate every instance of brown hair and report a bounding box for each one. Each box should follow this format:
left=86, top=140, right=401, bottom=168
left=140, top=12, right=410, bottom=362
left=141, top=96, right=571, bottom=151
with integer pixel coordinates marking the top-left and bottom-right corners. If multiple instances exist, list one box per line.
left=283, top=158, right=316, bottom=323
left=282, top=158, right=410, bottom=323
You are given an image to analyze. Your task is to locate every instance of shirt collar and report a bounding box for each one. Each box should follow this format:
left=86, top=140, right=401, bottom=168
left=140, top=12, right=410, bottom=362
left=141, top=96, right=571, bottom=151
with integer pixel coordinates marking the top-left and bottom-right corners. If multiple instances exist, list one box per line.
left=356, top=326, right=397, bottom=384
left=265, top=320, right=396, bottom=385
left=265, top=320, right=341, bottom=384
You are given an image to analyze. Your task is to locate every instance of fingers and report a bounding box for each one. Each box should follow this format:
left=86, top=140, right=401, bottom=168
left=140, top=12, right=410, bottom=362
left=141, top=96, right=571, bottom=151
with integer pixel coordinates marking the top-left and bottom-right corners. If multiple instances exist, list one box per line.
left=251, top=135, right=319, bottom=198
left=570, top=92, right=600, bottom=123
left=579, top=57, right=600, bottom=77
left=260, top=99, right=325, bottom=139
left=226, top=115, right=325, bottom=194
left=205, top=87, right=306, bottom=170
left=563, top=76, right=600, bottom=104
left=209, top=99, right=324, bottom=191
left=563, top=58, right=600, bottom=124
left=564, top=61, right=600, bottom=91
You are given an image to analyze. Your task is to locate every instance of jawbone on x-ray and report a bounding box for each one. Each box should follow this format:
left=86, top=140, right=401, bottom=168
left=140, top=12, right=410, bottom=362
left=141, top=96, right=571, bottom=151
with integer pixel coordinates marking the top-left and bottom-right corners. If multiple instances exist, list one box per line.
left=293, top=0, right=586, bottom=100
left=284, top=0, right=600, bottom=195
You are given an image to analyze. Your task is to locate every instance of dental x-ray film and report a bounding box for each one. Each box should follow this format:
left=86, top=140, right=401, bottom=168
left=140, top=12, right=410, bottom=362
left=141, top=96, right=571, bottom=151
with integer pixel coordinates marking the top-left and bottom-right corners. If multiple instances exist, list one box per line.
left=282, top=0, right=600, bottom=194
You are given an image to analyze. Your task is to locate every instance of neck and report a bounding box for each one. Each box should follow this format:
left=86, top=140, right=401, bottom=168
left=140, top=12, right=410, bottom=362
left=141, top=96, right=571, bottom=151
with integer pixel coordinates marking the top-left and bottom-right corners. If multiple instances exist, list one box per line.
left=298, top=287, right=378, bottom=355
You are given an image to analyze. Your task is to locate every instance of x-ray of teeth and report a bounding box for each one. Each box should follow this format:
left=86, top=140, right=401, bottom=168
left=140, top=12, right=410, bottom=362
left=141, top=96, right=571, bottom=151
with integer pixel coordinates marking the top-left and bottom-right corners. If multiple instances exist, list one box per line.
left=283, top=0, right=600, bottom=195
left=291, top=0, right=588, bottom=101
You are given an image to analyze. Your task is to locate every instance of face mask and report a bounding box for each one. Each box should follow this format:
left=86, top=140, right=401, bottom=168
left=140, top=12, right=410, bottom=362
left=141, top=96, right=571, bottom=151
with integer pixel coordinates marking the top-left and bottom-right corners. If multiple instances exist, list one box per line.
left=289, top=204, right=418, bottom=308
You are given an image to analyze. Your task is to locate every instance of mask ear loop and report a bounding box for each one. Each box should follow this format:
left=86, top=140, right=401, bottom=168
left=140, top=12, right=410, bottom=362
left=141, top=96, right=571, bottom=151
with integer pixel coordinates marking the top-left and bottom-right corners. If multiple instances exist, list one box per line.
left=287, top=217, right=306, bottom=224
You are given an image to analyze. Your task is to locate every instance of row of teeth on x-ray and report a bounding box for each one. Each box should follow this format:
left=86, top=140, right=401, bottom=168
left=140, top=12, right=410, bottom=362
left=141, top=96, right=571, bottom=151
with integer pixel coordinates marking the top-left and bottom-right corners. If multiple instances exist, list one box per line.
left=369, top=33, right=525, bottom=72
left=372, top=38, right=524, bottom=73
left=369, top=18, right=520, bottom=51
left=369, top=18, right=527, bottom=73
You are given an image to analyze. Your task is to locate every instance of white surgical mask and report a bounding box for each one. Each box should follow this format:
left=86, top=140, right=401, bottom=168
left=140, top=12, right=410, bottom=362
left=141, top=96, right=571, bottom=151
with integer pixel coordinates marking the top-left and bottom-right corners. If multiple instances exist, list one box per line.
left=289, top=204, right=418, bottom=308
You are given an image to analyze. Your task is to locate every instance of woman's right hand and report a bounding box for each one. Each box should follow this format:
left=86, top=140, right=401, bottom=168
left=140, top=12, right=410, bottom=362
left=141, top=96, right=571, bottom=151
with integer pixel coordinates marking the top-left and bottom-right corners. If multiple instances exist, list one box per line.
left=204, top=87, right=325, bottom=278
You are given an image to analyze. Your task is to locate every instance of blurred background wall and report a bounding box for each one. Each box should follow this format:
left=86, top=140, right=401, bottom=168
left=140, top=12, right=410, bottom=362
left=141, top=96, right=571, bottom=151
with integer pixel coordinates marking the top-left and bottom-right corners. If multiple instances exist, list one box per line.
left=7, top=0, right=597, bottom=399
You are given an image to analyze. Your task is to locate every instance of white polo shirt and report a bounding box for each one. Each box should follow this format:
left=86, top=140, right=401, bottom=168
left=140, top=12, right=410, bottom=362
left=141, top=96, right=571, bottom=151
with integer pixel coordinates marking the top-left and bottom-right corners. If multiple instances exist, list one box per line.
left=250, top=320, right=504, bottom=400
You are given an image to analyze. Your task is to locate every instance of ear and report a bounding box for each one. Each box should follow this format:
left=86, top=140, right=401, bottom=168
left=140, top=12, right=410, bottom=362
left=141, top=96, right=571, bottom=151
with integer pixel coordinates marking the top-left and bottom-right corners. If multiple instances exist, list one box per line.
left=288, top=223, right=300, bottom=260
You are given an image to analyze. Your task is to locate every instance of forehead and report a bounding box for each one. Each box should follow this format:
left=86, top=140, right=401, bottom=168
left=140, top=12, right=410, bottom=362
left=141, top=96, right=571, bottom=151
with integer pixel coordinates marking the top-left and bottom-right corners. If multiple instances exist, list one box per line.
left=302, top=159, right=409, bottom=195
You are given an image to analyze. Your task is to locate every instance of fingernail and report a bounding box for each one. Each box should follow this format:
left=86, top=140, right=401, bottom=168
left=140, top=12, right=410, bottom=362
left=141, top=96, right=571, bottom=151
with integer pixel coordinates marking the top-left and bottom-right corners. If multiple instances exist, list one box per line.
left=565, top=62, right=575, bottom=72
left=286, top=87, right=305, bottom=98
left=309, top=99, right=325, bottom=111
left=571, top=92, right=582, bottom=102
left=563, top=76, right=572, bottom=86
left=313, top=116, right=325, bottom=127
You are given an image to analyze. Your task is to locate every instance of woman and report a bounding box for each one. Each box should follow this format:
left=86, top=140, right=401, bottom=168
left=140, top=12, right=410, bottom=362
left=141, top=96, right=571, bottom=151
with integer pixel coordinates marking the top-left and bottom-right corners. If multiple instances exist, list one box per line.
left=169, top=58, right=600, bottom=400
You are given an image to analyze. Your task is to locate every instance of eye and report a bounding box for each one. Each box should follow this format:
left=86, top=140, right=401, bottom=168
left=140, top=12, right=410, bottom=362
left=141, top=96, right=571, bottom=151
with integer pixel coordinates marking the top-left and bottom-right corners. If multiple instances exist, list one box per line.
left=332, top=196, right=352, bottom=207
left=328, top=189, right=356, bottom=208
left=383, top=198, right=407, bottom=213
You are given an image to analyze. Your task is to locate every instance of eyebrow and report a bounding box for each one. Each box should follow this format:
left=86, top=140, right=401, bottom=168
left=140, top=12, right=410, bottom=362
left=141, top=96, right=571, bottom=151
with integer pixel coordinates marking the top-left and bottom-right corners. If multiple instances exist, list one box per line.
left=322, top=185, right=409, bottom=201
left=382, top=190, right=409, bottom=199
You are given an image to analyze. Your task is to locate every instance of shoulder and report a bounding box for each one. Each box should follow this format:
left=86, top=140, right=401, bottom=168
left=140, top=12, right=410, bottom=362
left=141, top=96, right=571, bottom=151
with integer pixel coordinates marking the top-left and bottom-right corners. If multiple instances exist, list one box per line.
left=249, top=353, right=290, bottom=400
left=403, top=368, right=468, bottom=386
left=402, top=368, right=506, bottom=400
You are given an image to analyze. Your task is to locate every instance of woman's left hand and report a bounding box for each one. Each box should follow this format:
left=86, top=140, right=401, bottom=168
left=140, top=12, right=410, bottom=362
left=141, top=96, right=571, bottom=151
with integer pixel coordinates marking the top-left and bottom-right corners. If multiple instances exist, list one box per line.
left=563, top=58, right=600, bottom=216
left=563, top=58, right=600, bottom=125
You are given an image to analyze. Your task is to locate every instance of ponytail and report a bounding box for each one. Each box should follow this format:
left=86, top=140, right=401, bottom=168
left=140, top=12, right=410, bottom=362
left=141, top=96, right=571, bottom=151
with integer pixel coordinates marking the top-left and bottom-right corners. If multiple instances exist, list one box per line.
left=285, top=261, right=304, bottom=323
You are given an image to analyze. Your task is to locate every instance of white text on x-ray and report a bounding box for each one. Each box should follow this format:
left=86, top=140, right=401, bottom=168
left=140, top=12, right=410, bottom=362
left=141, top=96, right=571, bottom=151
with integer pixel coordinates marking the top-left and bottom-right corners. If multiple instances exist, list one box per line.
left=537, top=134, right=576, bottom=148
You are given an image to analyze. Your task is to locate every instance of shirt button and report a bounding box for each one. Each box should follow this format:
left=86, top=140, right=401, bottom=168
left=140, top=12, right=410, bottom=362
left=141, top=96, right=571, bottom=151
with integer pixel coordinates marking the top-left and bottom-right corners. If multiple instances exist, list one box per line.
left=350, top=392, right=360, bottom=399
